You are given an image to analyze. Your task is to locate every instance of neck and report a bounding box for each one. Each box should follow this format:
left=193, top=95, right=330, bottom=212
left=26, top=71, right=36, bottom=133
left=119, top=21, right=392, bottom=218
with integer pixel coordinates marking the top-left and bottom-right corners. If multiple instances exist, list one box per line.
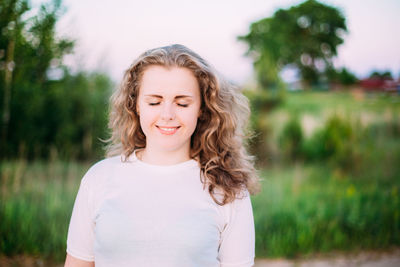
left=137, top=146, right=191, bottom=166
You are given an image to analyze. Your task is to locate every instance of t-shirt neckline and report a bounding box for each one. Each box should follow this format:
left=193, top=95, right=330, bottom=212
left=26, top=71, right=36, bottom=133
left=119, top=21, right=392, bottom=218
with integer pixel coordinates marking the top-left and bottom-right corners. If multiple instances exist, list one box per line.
left=127, top=149, right=199, bottom=171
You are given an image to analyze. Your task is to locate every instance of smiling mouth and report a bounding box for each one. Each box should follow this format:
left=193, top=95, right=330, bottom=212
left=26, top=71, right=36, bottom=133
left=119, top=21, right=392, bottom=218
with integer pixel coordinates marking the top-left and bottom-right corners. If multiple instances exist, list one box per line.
left=156, top=126, right=181, bottom=135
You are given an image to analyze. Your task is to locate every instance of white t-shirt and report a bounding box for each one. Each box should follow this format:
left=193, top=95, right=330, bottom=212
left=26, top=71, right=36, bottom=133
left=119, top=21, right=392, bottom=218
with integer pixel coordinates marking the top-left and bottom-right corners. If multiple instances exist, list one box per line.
left=66, top=150, right=255, bottom=267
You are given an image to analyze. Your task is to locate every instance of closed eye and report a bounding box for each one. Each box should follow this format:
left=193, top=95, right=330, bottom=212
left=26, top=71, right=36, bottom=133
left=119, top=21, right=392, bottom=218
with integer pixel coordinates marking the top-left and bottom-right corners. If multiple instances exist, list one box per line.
left=177, top=103, right=188, bottom=107
left=149, top=103, right=160, bottom=106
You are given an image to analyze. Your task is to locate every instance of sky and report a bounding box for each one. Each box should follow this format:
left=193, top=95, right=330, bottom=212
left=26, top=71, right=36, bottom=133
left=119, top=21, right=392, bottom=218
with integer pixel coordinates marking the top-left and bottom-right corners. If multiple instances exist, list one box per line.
left=33, top=0, right=400, bottom=85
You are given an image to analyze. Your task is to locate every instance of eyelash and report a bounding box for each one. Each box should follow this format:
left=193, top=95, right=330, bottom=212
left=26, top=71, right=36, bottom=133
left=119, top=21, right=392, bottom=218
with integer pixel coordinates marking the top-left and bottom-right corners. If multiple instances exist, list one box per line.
left=148, top=103, right=188, bottom=107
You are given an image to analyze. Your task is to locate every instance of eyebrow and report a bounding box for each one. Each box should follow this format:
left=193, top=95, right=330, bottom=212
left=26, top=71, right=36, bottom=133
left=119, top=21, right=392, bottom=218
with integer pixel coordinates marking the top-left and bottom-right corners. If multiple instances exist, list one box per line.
left=144, top=94, right=193, bottom=99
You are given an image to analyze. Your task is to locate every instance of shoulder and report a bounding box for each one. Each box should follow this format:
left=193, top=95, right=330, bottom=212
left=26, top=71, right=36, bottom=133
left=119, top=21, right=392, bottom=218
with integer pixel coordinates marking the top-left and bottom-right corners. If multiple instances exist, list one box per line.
left=81, top=155, right=124, bottom=186
left=90, top=155, right=123, bottom=171
left=214, top=187, right=252, bottom=208
left=232, top=189, right=253, bottom=212
left=216, top=188, right=253, bottom=222
left=227, top=189, right=252, bottom=212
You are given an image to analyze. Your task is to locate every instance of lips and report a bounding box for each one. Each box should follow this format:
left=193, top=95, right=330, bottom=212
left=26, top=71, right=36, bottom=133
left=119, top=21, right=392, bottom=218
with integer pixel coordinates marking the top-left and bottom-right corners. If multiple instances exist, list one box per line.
left=156, top=126, right=180, bottom=135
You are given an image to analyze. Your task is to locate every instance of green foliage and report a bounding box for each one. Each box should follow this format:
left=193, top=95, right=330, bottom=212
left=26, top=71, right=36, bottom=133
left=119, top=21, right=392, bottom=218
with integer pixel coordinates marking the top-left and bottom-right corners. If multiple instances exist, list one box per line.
left=253, top=163, right=400, bottom=258
left=4, top=69, right=112, bottom=160
left=369, top=70, right=393, bottom=80
left=238, top=91, right=399, bottom=258
left=0, top=0, right=73, bottom=86
left=279, top=115, right=304, bottom=161
left=244, top=89, right=283, bottom=113
left=325, top=67, right=358, bottom=85
left=0, top=160, right=91, bottom=261
left=354, top=118, right=400, bottom=184
left=45, top=71, right=112, bottom=160
left=0, top=0, right=113, bottom=160
left=303, top=114, right=354, bottom=166
left=238, top=0, right=347, bottom=88
left=363, top=117, right=400, bottom=139
left=244, top=89, right=284, bottom=165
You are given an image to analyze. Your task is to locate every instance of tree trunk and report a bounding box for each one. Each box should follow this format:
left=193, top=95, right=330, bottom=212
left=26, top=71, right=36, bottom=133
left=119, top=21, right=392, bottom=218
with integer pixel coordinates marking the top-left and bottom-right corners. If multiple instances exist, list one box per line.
left=1, top=38, right=15, bottom=156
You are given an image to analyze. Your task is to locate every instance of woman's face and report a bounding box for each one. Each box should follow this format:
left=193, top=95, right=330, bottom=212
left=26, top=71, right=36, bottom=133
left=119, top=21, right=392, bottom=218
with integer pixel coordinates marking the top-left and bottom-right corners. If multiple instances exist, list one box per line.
left=136, top=65, right=202, bottom=156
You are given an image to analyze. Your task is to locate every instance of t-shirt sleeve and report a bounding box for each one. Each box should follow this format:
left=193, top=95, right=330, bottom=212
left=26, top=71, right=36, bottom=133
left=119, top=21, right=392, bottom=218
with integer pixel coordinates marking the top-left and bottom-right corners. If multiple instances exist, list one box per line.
left=218, top=191, right=255, bottom=267
left=66, top=171, right=96, bottom=262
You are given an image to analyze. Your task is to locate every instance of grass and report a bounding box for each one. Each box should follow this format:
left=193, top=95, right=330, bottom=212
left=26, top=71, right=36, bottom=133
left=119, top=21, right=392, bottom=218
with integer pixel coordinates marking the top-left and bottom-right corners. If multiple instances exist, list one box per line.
left=277, top=90, right=400, bottom=116
left=0, top=160, right=90, bottom=261
left=252, top=163, right=400, bottom=258
left=1, top=157, right=398, bottom=262
left=250, top=89, right=400, bottom=258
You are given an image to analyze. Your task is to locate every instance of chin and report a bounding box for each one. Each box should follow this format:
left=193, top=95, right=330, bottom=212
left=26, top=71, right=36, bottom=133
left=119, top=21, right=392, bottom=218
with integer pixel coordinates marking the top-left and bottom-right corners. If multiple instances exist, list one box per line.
left=153, top=141, right=189, bottom=153
left=160, top=145, right=187, bottom=153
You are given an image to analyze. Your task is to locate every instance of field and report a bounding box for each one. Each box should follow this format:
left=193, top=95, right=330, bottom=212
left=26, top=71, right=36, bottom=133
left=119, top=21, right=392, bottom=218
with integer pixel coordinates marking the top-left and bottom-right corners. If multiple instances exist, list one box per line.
left=251, top=90, right=400, bottom=257
left=0, top=90, right=399, bottom=265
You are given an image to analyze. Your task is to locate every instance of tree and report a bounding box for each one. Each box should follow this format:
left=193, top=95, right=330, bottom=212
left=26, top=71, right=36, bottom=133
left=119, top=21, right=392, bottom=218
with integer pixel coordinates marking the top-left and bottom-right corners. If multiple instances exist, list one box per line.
left=369, top=70, right=393, bottom=80
left=325, top=67, right=358, bottom=86
left=238, top=0, right=347, bottom=89
left=0, top=0, right=112, bottom=160
left=0, top=0, right=29, bottom=153
left=0, top=0, right=74, bottom=155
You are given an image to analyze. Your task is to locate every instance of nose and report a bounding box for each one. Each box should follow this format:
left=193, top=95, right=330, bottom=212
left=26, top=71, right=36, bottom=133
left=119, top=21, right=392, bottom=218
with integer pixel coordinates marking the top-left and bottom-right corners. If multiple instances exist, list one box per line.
left=160, top=102, right=175, bottom=121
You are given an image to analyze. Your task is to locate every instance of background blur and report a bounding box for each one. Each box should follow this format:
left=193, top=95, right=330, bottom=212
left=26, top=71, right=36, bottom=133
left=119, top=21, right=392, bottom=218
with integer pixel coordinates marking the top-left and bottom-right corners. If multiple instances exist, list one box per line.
left=0, top=0, right=399, bottom=266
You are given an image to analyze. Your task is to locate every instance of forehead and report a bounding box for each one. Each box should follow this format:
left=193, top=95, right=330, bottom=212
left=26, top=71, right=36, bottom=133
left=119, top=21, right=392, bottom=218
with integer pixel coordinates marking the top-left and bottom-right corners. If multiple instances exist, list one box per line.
left=139, top=65, right=200, bottom=96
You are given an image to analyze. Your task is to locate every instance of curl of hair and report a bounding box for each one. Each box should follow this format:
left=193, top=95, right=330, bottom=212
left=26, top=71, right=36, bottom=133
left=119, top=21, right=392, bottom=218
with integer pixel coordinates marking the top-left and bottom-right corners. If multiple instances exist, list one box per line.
left=106, top=44, right=260, bottom=205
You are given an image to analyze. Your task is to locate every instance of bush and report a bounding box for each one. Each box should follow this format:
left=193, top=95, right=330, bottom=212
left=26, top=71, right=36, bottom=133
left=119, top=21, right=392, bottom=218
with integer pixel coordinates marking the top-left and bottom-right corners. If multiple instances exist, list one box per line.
left=244, top=89, right=283, bottom=166
left=303, top=114, right=358, bottom=171
left=279, top=116, right=304, bottom=162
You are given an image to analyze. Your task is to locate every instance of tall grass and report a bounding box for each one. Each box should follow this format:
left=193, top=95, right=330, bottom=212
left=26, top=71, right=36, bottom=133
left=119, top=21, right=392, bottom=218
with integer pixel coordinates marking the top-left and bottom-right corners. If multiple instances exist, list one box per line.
left=252, top=163, right=400, bottom=258
left=1, top=152, right=398, bottom=261
left=251, top=90, right=400, bottom=258
left=0, top=160, right=90, bottom=261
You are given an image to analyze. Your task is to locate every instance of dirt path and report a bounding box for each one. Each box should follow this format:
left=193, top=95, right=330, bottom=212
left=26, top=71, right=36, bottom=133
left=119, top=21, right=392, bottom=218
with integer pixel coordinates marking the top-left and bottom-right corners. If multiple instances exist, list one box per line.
left=255, top=248, right=400, bottom=267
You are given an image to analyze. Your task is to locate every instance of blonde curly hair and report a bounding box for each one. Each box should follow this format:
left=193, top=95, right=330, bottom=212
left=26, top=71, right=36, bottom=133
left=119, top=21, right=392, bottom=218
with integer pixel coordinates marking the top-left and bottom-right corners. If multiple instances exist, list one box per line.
left=106, top=44, right=260, bottom=205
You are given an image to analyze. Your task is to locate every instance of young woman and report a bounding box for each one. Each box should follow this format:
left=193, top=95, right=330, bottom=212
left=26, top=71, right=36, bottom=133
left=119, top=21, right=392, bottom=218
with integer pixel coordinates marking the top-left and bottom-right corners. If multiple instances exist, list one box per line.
left=64, top=44, right=260, bottom=267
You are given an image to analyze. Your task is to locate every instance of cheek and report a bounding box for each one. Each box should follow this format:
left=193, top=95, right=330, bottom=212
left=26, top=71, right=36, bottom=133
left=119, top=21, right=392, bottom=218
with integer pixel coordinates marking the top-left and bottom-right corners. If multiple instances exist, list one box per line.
left=181, top=109, right=200, bottom=128
left=138, top=109, right=155, bottom=131
left=138, top=116, right=146, bottom=134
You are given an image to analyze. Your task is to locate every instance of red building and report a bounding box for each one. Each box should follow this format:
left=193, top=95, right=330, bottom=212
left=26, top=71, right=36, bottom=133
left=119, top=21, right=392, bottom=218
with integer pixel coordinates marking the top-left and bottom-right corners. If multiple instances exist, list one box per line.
left=359, top=77, right=400, bottom=93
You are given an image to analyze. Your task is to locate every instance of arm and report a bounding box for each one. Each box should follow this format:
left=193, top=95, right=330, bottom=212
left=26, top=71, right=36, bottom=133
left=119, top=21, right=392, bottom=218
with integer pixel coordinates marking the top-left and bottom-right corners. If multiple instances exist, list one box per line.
left=65, top=171, right=96, bottom=265
left=64, top=253, right=94, bottom=267
left=218, top=192, right=255, bottom=267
